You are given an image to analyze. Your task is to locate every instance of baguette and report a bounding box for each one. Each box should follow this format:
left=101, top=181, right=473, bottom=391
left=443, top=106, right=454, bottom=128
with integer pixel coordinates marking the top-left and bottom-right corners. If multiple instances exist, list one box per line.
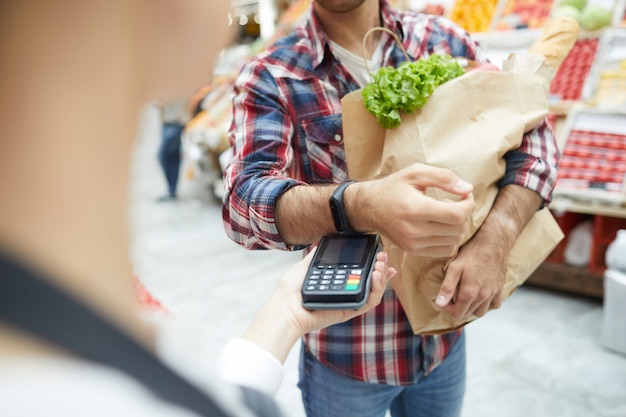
left=528, top=16, right=580, bottom=70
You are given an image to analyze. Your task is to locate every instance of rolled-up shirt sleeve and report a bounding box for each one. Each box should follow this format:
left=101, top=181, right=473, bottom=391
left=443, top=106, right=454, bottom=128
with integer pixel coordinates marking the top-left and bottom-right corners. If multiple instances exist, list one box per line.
left=500, top=119, right=560, bottom=204
left=222, top=60, right=306, bottom=251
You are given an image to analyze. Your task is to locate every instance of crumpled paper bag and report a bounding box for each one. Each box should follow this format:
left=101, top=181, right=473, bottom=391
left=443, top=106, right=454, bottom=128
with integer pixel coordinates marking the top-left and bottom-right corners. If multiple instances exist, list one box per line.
left=341, top=54, right=564, bottom=334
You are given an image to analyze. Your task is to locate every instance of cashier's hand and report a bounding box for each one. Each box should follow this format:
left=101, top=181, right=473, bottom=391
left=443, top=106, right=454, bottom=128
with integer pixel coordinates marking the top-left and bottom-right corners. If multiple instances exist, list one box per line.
left=435, top=224, right=508, bottom=320
left=283, top=250, right=396, bottom=335
left=349, top=163, right=475, bottom=257
left=241, top=250, right=396, bottom=364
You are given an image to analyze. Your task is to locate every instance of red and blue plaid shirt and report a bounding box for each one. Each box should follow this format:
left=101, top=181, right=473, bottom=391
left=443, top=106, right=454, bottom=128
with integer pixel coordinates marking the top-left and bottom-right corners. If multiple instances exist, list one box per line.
left=223, top=0, right=558, bottom=385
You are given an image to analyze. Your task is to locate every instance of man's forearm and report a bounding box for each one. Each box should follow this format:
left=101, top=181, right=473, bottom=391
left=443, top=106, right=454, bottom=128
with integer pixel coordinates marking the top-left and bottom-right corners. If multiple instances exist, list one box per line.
left=475, top=184, right=543, bottom=251
left=274, top=164, right=477, bottom=254
left=275, top=185, right=337, bottom=246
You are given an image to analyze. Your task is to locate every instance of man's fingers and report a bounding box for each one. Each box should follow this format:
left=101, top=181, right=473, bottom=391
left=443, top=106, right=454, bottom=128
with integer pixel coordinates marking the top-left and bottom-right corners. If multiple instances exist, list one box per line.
left=414, top=194, right=475, bottom=225
left=404, top=164, right=473, bottom=196
left=471, top=299, right=491, bottom=318
left=471, top=285, right=504, bottom=316
left=466, top=293, right=492, bottom=318
left=436, top=265, right=462, bottom=308
left=446, top=281, right=481, bottom=319
left=405, top=244, right=458, bottom=258
left=447, top=285, right=501, bottom=319
left=490, top=292, right=503, bottom=310
left=410, top=221, right=468, bottom=238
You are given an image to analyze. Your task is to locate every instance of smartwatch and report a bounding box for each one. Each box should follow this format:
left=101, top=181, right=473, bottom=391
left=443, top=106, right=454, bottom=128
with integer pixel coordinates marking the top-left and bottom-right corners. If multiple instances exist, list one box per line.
left=329, top=180, right=358, bottom=235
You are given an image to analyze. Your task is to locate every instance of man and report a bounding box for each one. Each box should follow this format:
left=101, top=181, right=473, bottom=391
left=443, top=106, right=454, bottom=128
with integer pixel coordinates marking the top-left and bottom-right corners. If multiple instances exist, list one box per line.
left=223, top=1, right=558, bottom=416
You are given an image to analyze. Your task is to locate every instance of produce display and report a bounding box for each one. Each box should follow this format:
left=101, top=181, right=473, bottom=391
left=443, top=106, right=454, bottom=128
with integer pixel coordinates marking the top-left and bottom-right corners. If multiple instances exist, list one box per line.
left=593, top=59, right=626, bottom=107
left=548, top=37, right=599, bottom=100
left=580, top=5, right=613, bottom=29
left=553, top=0, right=614, bottom=31
left=446, top=0, right=617, bottom=32
left=493, top=0, right=555, bottom=30
left=449, top=0, right=499, bottom=32
left=556, top=129, right=626, bottom=191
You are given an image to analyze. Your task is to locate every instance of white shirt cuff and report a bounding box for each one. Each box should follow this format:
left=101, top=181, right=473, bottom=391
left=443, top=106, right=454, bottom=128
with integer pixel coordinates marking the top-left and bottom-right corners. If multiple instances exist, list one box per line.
left=215, top=338, right=284, bottom=398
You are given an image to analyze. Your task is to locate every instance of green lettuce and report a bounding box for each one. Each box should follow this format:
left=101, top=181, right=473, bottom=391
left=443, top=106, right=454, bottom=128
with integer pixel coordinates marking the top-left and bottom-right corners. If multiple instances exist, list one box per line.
left=362, top=54, right=465, bottom=129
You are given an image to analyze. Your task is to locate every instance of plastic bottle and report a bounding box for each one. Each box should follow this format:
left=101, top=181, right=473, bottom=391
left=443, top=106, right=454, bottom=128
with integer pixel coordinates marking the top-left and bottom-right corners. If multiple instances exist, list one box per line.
left=564, top=220, right=593, bottom=267
left=605, top=229, right=626, bottom=273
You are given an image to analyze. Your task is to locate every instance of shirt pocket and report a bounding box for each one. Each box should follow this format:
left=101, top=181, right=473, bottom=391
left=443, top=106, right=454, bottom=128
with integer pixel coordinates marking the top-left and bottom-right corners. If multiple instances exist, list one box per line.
left=300, top=113, right=349, bottom=183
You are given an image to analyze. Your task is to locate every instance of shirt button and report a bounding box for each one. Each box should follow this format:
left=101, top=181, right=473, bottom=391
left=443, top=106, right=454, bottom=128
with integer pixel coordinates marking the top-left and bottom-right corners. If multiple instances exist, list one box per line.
left=334, top=134, right=342, bottom=142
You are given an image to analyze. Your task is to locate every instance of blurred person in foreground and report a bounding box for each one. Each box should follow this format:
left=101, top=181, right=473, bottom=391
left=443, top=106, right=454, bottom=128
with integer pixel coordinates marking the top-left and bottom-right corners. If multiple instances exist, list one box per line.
left=222, top=0, right=559, bottom=416
left=0, top=1, right=395, bottom=416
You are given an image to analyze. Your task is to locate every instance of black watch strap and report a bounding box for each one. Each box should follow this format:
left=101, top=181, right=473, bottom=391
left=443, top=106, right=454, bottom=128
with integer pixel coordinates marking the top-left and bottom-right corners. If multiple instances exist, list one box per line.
left=329, top=180, right=358, bottom=234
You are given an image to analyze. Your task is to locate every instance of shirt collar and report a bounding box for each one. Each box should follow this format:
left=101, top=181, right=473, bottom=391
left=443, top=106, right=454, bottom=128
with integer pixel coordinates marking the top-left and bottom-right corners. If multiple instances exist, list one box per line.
left=305, top=0, right=404, bottom=69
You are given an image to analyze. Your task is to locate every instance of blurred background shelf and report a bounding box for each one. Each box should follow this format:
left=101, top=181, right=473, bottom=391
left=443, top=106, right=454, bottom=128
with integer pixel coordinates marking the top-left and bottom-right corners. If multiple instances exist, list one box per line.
left=527, top=262, right=604, bottom=298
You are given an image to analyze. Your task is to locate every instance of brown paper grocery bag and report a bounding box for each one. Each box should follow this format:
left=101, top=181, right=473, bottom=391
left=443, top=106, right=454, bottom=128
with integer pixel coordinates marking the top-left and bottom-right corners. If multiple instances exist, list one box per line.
left=341, top=67, right=564, bottom=335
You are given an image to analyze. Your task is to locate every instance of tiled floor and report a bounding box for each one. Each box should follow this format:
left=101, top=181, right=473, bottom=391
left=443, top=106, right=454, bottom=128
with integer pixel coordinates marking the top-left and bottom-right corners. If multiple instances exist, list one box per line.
left=130, top=106, right=626, bottom=417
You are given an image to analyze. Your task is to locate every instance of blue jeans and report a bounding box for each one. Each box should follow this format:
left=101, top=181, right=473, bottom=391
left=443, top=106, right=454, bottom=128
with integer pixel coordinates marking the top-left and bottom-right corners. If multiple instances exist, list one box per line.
left=298, top=332, right=466, bottom=417
left=158, top=123, right=183, bottom=197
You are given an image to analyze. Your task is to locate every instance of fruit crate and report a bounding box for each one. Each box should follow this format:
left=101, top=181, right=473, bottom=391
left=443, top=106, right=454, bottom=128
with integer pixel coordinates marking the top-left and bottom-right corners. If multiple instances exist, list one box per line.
left=486, top=0, right=621, bottom=32
left=553, top=107, right=626, bottom=205
left=548, top=36, right=600, bottom=102
left=448, top=0, right=501, bottom=33
left=444, top=0, right=553, bottom=32
left=491, top=0, right=555, bottom=31
left=444, top=0, right=623, bottom=33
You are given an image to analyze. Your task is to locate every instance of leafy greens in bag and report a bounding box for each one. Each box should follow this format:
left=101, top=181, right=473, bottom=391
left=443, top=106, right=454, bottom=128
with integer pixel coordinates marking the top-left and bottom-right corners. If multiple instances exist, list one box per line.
left=362, top=54, right=465, bottom=129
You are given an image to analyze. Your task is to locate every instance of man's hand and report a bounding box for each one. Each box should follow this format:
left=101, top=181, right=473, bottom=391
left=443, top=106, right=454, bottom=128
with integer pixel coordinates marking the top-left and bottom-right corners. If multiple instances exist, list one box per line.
left=435, top=226, right=508, bottom=319
left=434, top=185, right=543, bottom=320
left=347, top=163, right=475, bottom=257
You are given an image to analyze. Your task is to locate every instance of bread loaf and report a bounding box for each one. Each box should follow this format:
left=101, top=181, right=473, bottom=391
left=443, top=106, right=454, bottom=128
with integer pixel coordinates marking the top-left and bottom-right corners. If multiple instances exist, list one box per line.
left=528, top=16, right=580, bottom=70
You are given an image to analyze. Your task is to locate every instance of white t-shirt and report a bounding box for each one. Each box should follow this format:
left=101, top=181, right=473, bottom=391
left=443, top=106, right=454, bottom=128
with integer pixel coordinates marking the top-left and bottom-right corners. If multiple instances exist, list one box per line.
left=0, top=316, right=284, bottom=417
left=329, top=37, right=385, bottom=87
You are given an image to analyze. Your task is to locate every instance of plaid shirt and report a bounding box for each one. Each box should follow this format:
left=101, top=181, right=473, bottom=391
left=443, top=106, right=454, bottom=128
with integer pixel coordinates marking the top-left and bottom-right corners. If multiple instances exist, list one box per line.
left=223, top=0, right=558, bottom=385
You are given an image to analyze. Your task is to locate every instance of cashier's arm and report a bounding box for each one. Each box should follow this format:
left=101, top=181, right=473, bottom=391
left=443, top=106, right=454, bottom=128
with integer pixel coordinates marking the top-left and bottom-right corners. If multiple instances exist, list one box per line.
left=435, top=184, right=543, bottom=319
